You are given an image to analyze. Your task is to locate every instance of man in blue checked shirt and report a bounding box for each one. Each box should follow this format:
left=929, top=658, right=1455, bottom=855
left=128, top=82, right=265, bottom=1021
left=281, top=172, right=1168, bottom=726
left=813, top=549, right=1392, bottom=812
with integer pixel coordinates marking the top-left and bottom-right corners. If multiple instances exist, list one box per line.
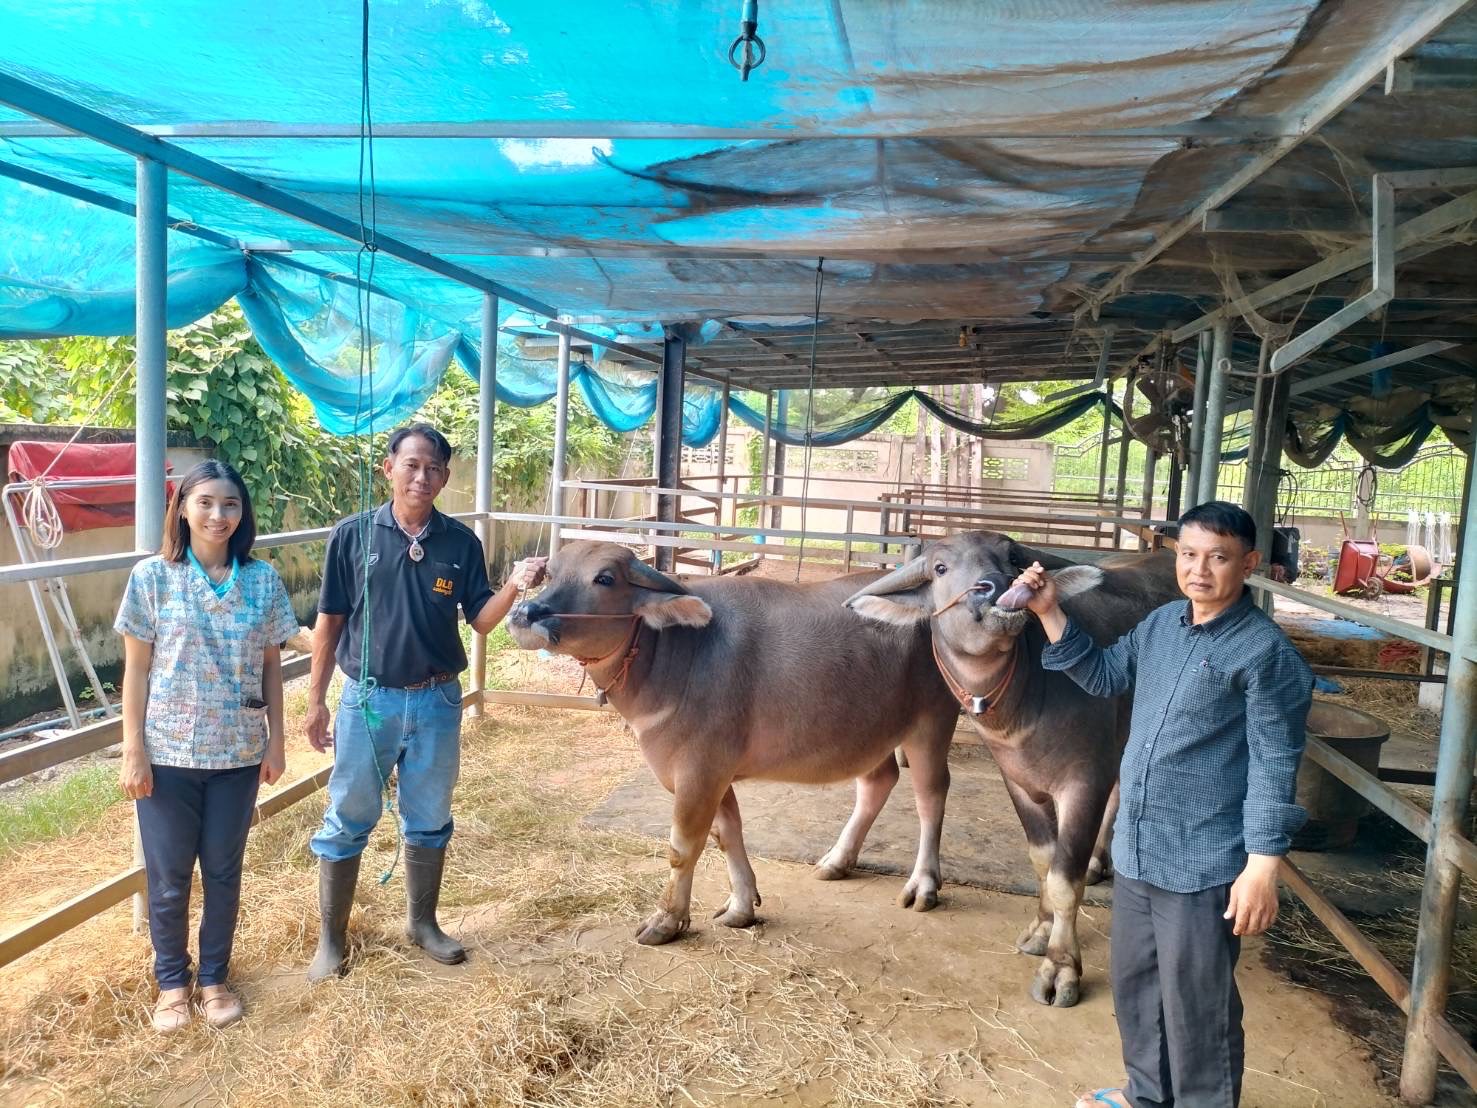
left=1013, top=501, right=1312, bottom=1108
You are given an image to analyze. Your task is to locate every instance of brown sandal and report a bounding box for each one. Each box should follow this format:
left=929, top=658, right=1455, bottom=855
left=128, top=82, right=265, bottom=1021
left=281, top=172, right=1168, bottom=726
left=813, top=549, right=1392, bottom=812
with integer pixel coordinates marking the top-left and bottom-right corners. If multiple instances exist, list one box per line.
left=198, top=985, right=243, bottom=1028
left=151, top=987, right=193, bottom=1033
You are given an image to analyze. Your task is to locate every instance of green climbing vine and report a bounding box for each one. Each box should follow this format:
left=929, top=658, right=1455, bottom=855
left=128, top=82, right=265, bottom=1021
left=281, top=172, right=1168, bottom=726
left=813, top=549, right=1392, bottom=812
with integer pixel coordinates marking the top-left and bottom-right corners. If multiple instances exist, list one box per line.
left=3, top=304, right=626, bottom=531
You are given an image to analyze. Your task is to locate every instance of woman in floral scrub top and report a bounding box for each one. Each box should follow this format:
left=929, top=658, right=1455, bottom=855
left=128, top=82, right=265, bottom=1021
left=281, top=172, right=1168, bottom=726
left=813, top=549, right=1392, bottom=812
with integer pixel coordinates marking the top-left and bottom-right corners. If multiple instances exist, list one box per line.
left=115, top=460, right=298, bottom=1032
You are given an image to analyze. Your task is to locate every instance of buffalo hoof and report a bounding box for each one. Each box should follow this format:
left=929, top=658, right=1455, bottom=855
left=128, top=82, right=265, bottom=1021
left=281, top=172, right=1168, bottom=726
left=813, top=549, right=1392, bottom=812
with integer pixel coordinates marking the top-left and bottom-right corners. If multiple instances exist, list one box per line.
left=814, top=847, right=854, bottom=881
left=897, top=876, right=939, bottom=912
left=1029, top=958, right=1082, bottom=1008
left=634, top=909, right=689, bottom=946
left=712, top=894, right=760, bottom=929
left=1085, top=857, right=1113, bottom=886
left=1016, top=919, right=1050, bottom=957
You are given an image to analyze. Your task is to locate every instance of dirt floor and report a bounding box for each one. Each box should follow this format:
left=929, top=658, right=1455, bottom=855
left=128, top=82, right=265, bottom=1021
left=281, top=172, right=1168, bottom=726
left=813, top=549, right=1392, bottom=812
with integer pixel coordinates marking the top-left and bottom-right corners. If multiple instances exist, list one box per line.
left=2, top=560, right=1474, bottom=1105
left=0, top=697, right=1407, bottom=1108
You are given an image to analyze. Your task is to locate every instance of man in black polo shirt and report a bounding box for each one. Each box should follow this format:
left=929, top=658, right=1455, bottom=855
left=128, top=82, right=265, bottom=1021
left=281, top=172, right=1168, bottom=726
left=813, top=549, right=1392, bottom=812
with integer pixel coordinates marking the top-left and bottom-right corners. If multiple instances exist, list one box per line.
left=304, top=422, right=544, bottom=981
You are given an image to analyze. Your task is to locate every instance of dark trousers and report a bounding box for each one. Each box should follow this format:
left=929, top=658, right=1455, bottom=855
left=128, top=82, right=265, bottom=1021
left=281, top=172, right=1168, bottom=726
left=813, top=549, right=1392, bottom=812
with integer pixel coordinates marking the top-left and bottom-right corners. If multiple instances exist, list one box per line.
left=1111, top=874, right=1244, bottom=1108
left=135, top=763, right=261, bottom=989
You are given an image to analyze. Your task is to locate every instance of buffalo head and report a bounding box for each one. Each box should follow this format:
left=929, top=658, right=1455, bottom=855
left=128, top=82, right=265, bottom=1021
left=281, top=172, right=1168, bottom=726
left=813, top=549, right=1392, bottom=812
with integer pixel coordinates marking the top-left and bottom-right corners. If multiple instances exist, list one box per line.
left=845, top=531, right=1102, bottom=656
left=508, top=540, right=713, bottom=658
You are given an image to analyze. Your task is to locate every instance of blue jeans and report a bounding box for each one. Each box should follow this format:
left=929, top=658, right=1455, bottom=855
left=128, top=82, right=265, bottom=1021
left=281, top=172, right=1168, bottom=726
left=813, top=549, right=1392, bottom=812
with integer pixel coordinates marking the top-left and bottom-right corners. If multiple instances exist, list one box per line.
left=136, top=762, right=262, bottom=989
left=310, top=677, right=464, bottom=862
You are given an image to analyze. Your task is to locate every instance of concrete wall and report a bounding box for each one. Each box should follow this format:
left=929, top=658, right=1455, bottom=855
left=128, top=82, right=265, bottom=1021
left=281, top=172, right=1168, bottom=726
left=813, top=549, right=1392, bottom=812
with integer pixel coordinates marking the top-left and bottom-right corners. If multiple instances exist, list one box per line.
left=1, top=427, right=615, bottom=728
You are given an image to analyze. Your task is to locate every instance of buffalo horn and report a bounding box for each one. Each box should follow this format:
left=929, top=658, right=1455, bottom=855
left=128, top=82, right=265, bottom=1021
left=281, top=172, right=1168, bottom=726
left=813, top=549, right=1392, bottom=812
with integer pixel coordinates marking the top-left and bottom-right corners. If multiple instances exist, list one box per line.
left=626, top=558, right=690, bottom=594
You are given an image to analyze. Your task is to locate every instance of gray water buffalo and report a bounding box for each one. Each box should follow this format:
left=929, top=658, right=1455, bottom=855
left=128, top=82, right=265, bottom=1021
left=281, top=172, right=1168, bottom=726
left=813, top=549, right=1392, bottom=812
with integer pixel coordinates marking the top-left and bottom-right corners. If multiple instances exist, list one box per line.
left=508, top=540, right=960, bottom=945
left=847, top=532, right=1179, bottom=1007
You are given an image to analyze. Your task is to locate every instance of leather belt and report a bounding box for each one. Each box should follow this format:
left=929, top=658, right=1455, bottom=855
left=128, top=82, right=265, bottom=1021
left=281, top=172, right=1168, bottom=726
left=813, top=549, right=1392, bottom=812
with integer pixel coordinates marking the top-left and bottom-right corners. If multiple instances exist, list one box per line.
left=397, top=672, right=457, bottom=691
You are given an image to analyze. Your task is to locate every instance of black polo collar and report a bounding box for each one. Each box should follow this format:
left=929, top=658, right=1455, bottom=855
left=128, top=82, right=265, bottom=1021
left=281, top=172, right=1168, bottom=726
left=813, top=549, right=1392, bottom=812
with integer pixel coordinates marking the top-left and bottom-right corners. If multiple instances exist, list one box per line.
left=373, top=501, right=447, bottom=535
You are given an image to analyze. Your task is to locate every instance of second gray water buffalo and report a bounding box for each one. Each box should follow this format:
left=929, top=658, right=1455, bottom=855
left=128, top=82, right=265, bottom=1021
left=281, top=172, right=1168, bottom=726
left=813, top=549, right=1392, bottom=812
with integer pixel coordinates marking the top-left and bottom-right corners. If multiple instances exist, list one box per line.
left=847, top=532, right=1180, bottom=1007
left=508, top=540, right=960, bottom=945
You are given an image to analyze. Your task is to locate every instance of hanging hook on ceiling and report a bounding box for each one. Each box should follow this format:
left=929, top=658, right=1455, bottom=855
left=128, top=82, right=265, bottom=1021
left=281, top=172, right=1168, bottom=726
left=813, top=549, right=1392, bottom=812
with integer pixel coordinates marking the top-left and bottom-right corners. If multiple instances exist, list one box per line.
left=727, top=0, right=767, bottom=82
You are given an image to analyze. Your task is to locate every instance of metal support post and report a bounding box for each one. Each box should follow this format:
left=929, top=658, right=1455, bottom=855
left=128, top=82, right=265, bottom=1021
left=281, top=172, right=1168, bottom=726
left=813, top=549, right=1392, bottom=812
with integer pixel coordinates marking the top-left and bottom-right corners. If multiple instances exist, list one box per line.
left=134, top=158, right=167, bottom=553
left=759, top=392, right=773, bottom=547
left=1095, top=335, right=1114, bottom=506
left=469, top=293, right=498, bottom=716
left=655, top=325, right=687, bottom=572
left=1400, top=398, right=1477, bottom=1103
left=1140, top=448, right=1159, bottom=550
left=770, top=391, right=788, bottom=533
left=548, top=331, right=571, bottom=557
left=713, top=382, right=731, bottom=569
left=1196, top=319, right=1232, bottom=506
left=1243, top=334, right=1290, bottom=566
left=131, top=155, right=168, bottom=935
left=1114, top=366, right=1139, bottom=548
left=1187, top=330, right=1212, bottom=508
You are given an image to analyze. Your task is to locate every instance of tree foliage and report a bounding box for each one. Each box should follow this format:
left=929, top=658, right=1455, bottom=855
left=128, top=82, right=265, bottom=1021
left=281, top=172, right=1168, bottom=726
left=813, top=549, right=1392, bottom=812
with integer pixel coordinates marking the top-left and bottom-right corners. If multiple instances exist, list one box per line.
left=1, top=304, right=629, bottom=528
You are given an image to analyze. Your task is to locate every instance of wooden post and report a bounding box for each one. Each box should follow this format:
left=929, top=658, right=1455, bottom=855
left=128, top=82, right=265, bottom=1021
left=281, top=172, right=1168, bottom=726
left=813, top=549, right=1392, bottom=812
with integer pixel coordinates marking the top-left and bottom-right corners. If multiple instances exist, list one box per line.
left=1400, top=397, right=1477, bottom=1103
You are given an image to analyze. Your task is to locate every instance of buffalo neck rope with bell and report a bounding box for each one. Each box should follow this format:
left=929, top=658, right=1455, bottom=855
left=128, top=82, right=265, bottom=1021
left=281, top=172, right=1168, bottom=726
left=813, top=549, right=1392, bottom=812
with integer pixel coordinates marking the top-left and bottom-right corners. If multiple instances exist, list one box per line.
left=561, top=613, right=645, bottom=705
left=930, top=634, right=1021, bottom=717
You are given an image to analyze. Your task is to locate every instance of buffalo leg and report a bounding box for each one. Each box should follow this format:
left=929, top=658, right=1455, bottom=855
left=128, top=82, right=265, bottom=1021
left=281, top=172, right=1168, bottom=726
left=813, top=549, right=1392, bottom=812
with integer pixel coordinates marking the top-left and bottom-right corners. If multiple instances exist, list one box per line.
left=636, top=779, right=726, bottom=946
left=1030, top=786, right=1103, bottom=1009
left=896, top=721, right=952, bottom=912
left=815, top=754, right=900, bottom=881
left=710, top=786, right=761, bottom=928
left=1086, top=780, right=1119, bottom=885
left=1002, top=775, right=1057, bottom=957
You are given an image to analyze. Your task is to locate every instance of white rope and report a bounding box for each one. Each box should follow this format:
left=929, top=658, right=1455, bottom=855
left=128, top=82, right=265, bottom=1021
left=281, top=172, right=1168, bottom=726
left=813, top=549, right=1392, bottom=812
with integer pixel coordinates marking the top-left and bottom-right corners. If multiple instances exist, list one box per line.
left=14, top=355, right=136, bottom=551
left=20, top=479, right=66, bottom=550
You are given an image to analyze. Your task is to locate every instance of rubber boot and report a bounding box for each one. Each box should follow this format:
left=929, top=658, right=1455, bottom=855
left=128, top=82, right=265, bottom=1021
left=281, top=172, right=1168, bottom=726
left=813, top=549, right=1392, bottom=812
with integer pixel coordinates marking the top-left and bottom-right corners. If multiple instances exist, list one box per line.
left=306, top=855, right=360, bottom=983
left=404, top=844, right=466, bottom=965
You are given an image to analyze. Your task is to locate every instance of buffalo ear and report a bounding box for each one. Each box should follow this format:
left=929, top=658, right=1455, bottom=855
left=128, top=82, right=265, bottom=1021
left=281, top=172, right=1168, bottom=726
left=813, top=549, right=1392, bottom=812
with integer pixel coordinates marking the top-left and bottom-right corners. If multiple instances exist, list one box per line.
left=847, top=593, right=931, bottom=626
left=633, top=593, right=713, bottom=629
left=1052, top=565, right=1104, bottom=601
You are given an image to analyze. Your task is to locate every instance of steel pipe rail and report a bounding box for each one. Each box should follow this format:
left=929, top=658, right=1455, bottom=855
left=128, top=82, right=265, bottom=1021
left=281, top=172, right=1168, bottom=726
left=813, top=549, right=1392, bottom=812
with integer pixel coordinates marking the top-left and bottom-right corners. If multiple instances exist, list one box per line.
left=0, top=656, right=312, bottom=787
left=0, top=513, right=491, bottom=586
left=0, top=686, right=480, bottom=970
left=1247, top=576, right=1468, bottom=660
left=552, top=481, right=1159, bottom=530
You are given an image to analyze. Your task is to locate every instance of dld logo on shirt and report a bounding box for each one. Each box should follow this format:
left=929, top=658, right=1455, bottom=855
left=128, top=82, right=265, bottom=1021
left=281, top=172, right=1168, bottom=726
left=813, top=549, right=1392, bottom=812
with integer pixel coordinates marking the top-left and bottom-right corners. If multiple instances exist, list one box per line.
left=432, top=576, right=455, bottom=597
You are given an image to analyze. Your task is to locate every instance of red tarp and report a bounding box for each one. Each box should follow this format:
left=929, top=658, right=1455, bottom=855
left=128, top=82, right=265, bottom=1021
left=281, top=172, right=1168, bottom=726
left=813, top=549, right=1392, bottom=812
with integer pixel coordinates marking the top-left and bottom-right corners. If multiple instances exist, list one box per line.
left=6, top=441, right=173, bottom=534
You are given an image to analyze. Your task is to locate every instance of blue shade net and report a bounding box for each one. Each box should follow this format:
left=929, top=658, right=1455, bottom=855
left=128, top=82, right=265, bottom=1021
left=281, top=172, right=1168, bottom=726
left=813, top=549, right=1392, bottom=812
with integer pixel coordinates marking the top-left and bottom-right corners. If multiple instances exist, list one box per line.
left=0, top=0, right=1463, bottom=461
left=0, top=179, right=1456, bottom=463
left=0, top=176, right=247, bottom=338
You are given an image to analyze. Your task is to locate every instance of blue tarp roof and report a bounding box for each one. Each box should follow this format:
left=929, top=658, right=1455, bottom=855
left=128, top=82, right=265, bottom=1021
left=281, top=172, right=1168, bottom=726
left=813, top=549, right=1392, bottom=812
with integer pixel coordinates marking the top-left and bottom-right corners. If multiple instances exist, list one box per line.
left=0, top=1, right=1472, bottom=439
